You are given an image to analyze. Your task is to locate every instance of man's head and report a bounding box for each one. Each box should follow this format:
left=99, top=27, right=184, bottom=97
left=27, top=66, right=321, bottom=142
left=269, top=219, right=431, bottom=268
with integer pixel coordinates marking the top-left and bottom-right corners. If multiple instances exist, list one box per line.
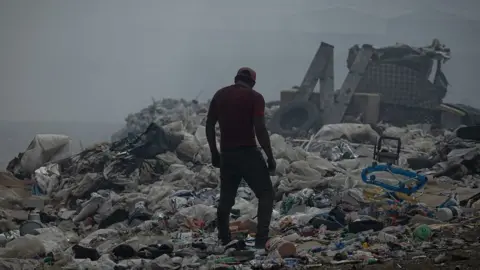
left=234, top=67, right=256, bottom=88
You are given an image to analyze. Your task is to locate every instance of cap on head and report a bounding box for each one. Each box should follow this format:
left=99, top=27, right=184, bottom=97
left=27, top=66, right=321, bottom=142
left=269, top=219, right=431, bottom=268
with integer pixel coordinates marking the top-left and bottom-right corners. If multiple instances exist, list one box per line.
left=236, top=67, right=256, bottom=82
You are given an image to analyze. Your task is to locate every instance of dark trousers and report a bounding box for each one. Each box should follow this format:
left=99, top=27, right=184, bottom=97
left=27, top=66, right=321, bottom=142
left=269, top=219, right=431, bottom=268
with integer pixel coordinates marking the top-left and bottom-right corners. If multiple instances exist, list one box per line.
left=217, top=147, right=274, bottom=247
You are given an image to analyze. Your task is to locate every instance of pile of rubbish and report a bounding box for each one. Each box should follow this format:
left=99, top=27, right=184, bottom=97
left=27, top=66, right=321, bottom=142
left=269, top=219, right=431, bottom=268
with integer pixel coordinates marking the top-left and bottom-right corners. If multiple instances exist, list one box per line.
left=1, top=99, right=480, bottom=269
left=111, top=98, right=280, bottom=143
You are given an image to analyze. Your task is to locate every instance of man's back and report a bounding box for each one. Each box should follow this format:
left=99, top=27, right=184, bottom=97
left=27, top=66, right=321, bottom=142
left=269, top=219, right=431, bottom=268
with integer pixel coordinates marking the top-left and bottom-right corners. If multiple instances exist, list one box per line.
left=206, top=67, right=275, bottom=248
left=210, top=84, right=265, bottom=151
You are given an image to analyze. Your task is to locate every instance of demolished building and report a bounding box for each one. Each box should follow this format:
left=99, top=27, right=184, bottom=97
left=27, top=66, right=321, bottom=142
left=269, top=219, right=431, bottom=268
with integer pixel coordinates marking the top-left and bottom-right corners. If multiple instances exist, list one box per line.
left=269, top=39, right=476, bottom=137
left=350, top=39, right=450, bottom=125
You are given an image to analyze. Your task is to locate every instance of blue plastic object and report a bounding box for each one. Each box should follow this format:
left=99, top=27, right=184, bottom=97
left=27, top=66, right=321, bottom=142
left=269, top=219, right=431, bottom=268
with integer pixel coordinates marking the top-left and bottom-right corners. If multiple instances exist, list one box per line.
left=361, top=163, right=428, bottom=195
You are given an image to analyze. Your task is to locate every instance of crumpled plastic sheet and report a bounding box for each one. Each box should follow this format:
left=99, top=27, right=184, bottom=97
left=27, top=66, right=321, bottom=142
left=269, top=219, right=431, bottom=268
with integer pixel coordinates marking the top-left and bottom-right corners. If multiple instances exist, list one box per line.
left=92, top=192, right=123, bottom=224
left=271, top=134, right=308, bottom=162
left=170, top=204, right=217, bottom=229
left=275, top=158, right=290, bottom=175
left=306, top=156, right=337, bottom=174
left=162, top=120, right=185, bottom=133
left=276, top=207, right=329, bottom=229
left=331, top=188, right=366, bottom=208
left=102, top=154, right=141, bottom=188
left=73, top=192, right=107, bottom=223
left=33, top=227, right=70, bottom=255
left=33, top=163, right=61, bottom=195
left=79, top=229, right=119, bottom=248
left=307, top=140, right=358, bottom=161
left=194, top=126, right=207, bottom=146
left=162, top=165, right=195, bottom=189
left=447, top=147, right=479, bottom=163
left=307, top=123, right=379, bottom=145
left=146, top=183, right=177, bottom=211
left=111, top=99, right=208, bottom=142
left=233, top=198, right=257, bottom=219
left=383, top=125, right=433, bottom=149
left=149, top=254, right=200, bottom=269
left=277, top=174, right=327, bottom=194
left=278, top=188, right=340, bottom=214
left=69, top=173, right=102, bottom=198
left=190, top=188, right=218, bottom=206
left=194, top=144, right=212, bottom=164
left=156, top=190, right=196, bottom=213
left=237, top=187, right=255, bottom=201
left=0, top=230, right=20, bottom=246
left=194, top=166, right=220, bottom=190
left=67, top=254, right=117, bottom=270
left=289, top=161, right=323, bottom=177
left=156, top=152, right=183, bottom=167
left=176, top=138, right=201, bottom=162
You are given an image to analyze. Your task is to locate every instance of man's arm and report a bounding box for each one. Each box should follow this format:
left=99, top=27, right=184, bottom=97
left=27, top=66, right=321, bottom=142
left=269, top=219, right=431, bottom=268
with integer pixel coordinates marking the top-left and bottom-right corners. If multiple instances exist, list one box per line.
left=253, top=94, right=274, bottom=160
left=206, top=97, right=219, bottom=155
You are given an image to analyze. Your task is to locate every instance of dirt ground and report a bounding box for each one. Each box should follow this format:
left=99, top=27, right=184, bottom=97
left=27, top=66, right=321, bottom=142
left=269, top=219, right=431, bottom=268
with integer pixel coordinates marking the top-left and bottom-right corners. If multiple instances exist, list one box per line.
left=350, top=250, right=478, bottom=270
left=318, top=250, right=480, bottom=270
left=320, top=225, right=480, bottom=270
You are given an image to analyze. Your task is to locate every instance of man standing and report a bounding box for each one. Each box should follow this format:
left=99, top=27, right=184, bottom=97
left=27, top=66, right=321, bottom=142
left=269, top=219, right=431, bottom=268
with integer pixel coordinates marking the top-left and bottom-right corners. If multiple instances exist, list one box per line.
left=206, top=67, right=276, bottom=249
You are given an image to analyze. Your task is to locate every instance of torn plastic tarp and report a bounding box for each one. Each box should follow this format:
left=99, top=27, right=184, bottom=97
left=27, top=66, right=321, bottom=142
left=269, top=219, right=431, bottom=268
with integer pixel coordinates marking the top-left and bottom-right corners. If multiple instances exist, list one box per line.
left=447, top=147, right=479, bottom=162
left=102, top=154, right=141, bottom=189
left=111, top=123, right=183, bottom=159
left=12, top=134, right=72, bottom=175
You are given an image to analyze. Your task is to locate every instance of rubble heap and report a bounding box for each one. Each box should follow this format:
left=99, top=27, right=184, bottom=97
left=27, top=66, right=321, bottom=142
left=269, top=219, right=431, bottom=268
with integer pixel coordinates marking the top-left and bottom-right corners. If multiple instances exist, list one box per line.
left=1, top=99, right=480, bottom=269
left=111, top=98, right=280, bottom=143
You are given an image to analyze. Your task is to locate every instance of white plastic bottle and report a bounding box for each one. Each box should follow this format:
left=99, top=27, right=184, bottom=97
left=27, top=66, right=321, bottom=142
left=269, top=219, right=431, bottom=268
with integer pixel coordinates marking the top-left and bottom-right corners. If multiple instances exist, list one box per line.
left=436, top=206, right=462, bottom=222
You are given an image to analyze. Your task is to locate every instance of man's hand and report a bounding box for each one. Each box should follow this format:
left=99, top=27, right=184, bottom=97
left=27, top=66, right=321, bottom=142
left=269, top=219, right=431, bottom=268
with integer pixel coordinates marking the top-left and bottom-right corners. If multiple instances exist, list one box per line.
left=211, top=151, right=221, bottom=168
left=267, top=157, right=276, bottom=175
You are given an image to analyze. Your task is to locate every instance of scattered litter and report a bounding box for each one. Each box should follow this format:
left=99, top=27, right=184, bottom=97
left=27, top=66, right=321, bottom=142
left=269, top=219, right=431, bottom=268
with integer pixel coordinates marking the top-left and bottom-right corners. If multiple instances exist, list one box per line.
left=1, top=40, right=480, bottom=269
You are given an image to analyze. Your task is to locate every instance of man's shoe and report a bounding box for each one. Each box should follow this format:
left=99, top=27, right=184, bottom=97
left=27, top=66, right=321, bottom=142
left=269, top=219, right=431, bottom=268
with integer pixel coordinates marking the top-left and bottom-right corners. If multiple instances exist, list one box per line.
left=254, top=237, right=268, bottom=250
left=220, top=238, right=232, bottom=246
left=225, top=239, right=246, bottom=250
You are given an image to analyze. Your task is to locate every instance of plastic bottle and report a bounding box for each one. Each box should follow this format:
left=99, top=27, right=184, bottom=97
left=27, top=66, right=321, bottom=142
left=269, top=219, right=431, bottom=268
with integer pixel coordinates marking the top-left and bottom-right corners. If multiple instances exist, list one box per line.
left=413, top=224, right=432, bottom=241
left=436, top=206, right=462, bottom=222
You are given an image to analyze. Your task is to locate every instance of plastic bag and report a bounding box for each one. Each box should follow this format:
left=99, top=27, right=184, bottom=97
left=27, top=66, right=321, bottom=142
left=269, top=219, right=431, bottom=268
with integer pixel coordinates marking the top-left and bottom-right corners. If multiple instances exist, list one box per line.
left=33, top=164, right=61, bottom=195
left=312, top=124, right=379, bottom=144
left=275, top=159, right=290, bottom=175
left=19, top=134, right=72, bottom=174
left=270, top=134, right=288, bottom=159
left=194, top=126, right=208, bottom=145
left=176, top=139, right=201, bottom=162
left=288, top=161, right=319, bottom=177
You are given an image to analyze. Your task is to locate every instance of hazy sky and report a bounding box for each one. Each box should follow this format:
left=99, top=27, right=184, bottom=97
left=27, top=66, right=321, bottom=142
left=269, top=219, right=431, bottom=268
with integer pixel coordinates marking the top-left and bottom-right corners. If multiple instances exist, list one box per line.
left=1, top=0, right=479, bottom=122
